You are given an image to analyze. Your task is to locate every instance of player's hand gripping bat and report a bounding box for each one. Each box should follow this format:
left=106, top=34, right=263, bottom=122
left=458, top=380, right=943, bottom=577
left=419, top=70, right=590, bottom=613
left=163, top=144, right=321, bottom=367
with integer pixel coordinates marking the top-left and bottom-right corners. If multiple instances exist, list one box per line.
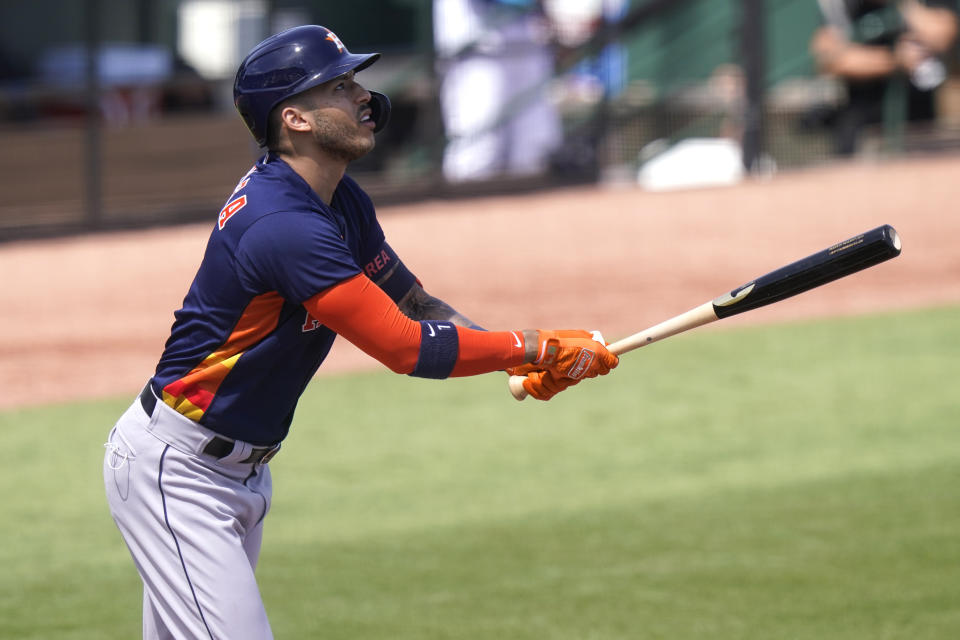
left=508, top=224, right=902, bottom=400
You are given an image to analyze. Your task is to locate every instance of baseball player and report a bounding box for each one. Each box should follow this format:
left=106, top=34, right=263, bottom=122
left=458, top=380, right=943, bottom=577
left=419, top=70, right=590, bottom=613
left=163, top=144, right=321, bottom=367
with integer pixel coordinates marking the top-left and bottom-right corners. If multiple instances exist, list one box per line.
left=103, top=24, right=617, bottom=639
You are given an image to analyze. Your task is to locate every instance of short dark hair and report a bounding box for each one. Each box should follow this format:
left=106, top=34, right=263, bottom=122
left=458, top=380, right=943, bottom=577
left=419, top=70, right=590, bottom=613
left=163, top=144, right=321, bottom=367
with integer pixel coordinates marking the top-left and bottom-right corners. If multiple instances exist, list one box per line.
left=264, top=107, right=285, bottom=151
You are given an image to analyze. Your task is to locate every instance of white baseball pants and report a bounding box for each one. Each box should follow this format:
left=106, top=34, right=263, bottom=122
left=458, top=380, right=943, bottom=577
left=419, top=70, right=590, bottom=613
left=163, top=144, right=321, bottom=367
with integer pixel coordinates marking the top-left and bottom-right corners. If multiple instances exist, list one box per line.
left=104, top=389, right=274, bottom=639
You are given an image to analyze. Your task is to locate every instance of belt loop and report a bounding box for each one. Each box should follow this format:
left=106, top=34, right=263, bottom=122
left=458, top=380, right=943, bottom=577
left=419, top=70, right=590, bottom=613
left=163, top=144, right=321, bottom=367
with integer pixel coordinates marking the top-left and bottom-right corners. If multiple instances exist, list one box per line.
left=141, top=390, right=281, bottom=466
left=217, top=440, right=252, bottom=465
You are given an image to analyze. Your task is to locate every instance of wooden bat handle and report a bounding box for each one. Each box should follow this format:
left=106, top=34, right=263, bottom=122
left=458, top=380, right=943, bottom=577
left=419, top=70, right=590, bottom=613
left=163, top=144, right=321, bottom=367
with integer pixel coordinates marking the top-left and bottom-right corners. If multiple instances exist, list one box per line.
left=508, top=302, right=719, bottom=401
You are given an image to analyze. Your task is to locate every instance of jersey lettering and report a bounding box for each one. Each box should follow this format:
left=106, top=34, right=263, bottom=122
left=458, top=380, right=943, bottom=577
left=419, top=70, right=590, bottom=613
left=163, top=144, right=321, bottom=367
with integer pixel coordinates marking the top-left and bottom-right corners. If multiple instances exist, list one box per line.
left=364, top=249, right=392, bottom=279
left=302, top=311, right=322, bottom=333
left=231, top=166, right=256, bottom=195
left=218, top=195, right=248, bottom=230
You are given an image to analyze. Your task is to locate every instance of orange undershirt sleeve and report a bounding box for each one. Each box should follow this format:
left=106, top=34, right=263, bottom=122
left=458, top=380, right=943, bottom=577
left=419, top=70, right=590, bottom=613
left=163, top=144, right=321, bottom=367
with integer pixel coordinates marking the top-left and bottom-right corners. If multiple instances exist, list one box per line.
left=450, top=326, right=526, bottom=377
left=304, top=273, right=421, bottom=374
left=303, top=273, right=528, bottom=378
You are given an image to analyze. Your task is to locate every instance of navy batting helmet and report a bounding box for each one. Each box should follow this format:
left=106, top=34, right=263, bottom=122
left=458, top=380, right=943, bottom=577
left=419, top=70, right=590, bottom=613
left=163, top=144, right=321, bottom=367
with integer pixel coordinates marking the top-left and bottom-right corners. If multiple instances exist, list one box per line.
left=234, top=25, right=391, bottom=147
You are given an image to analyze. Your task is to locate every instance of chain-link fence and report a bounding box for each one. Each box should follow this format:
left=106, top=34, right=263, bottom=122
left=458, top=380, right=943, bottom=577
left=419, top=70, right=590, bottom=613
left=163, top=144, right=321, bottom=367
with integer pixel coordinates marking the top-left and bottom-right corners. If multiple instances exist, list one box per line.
left=2, top=0, right=959, bottom=241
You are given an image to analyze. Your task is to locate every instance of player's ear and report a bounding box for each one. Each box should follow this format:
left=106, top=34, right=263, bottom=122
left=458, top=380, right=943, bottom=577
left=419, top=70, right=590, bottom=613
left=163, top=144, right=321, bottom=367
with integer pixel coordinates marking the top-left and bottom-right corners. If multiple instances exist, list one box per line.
left=279, top=105, right=312, bottom=134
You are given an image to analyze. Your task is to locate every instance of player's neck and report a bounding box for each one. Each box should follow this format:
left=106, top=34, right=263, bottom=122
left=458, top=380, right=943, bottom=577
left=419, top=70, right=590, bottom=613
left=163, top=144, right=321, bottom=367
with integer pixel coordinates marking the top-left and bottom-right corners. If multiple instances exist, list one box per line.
left=281, top=153, right=346, bottom=204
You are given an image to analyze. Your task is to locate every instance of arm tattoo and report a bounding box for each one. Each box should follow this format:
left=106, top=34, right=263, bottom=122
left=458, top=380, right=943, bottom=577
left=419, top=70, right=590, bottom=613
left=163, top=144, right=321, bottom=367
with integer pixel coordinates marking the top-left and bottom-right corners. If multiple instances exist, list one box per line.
left=398, top=284, right=478, bottom=328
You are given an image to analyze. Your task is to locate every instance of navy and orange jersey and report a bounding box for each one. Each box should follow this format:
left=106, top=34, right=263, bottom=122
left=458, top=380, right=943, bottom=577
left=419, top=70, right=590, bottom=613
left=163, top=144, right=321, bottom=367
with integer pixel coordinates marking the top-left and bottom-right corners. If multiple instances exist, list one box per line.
left=150, top=153, right=415, bottom=445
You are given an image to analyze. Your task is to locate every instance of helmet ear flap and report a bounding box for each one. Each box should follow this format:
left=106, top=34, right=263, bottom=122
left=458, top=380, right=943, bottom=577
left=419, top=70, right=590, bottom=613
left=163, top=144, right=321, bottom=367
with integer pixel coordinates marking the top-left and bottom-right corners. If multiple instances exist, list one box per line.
left=369, top=91, right=391, bottom=133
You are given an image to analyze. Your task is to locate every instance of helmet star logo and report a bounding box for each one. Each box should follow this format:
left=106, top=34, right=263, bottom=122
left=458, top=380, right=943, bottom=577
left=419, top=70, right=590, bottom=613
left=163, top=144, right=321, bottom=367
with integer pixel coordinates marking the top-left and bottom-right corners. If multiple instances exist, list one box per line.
left=325, top=30, right=345, bottom=52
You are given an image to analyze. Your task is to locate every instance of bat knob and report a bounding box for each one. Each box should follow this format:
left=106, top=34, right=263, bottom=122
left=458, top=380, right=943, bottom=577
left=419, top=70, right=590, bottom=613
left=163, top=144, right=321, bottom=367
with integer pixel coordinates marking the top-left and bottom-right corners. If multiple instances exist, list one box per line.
left=508, top=375, right=529, bottom=401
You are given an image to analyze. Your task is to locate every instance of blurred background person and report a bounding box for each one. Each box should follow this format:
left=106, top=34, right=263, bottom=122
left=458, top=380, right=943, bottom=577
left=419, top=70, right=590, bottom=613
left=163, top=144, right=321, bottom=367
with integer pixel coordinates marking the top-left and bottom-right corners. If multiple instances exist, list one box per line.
left=433, top=0, right=562, bottom=182
left=810, top=0, right=959, bottom=156
left=544, top=0, right=628, bottom=102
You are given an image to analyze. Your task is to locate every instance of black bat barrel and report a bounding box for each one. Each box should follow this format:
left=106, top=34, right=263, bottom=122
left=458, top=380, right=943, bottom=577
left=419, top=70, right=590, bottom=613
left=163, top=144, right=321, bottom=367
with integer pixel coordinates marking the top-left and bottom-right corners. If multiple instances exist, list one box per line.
left=712, top=224, right=902, bottom=319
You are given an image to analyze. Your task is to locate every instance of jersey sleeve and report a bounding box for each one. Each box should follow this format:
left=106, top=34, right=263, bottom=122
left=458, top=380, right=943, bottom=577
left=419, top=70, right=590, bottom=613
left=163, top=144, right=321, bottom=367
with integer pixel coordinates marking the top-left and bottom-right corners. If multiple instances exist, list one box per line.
left=336, top=175, right=418, bottom=302
left=234, top=211, right=361, bottom=304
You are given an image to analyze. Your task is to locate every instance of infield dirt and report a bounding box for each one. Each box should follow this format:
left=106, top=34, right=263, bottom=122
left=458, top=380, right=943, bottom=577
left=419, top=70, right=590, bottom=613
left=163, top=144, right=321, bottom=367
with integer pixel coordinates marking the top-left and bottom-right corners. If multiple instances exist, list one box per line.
left=3, top=154, right=958, bottom=409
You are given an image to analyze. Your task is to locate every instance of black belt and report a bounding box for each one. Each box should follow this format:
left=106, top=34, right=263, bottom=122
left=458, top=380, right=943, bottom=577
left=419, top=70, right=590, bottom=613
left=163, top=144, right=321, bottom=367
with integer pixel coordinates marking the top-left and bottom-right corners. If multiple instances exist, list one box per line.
left=139, top=384, right=280, bottom=465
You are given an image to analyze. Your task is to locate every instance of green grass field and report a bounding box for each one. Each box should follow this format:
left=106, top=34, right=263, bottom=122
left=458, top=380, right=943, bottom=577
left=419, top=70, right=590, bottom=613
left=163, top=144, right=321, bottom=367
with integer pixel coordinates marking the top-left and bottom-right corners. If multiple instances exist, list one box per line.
left=2, top=307, right=958, bottom=639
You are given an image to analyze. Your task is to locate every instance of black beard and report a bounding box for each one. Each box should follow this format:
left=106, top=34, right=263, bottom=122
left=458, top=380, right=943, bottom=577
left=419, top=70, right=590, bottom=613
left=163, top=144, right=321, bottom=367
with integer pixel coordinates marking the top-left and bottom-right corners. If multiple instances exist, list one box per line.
left=311, top=113, right=375, bottom=163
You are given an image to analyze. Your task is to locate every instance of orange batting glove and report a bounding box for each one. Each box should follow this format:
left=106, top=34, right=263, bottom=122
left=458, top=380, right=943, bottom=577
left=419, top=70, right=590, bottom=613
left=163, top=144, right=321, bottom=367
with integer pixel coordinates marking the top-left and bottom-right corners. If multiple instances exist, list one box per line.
left=505, top=330, right=603, bottom=380
left=511, top=368, right=580, bottom=401
left=505, top=330, right=617, bottom=401
left=531, top=329, right=618, bottom=382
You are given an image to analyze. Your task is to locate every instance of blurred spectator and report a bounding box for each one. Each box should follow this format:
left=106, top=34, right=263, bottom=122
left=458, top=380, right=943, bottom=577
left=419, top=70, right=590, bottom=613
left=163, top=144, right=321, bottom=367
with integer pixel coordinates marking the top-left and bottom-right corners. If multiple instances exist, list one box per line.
left=810, top=0, right=959, bottom=156
left=544, top=0, right=628, bottom=102
left=433, top=0, right=562, bottom=182
left=37, top=43, right=172, bottom=124
left=32, top=44, right=213, bottom=124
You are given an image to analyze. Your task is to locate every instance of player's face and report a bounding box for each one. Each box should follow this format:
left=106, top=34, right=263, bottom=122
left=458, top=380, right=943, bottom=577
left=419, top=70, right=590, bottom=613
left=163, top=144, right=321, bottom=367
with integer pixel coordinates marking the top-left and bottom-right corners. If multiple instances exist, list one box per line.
left=304, top=71, right=376, bottom=162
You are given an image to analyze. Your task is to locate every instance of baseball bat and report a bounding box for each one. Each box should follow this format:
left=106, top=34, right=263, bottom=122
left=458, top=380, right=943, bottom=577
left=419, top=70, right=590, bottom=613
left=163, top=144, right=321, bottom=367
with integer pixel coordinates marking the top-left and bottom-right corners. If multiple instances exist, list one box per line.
left=509, top=224, right=902, bottom=400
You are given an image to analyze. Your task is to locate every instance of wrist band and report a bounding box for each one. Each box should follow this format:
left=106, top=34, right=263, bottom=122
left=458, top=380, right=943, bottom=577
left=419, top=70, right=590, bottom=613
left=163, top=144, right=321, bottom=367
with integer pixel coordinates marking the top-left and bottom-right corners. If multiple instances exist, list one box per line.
left=410, top=321, right=459, bottom=379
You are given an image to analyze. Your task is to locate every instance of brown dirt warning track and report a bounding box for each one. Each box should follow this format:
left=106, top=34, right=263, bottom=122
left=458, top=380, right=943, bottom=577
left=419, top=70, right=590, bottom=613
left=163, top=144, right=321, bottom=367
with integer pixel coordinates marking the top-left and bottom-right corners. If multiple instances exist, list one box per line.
left=2, top=154, right=959, bottom=410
